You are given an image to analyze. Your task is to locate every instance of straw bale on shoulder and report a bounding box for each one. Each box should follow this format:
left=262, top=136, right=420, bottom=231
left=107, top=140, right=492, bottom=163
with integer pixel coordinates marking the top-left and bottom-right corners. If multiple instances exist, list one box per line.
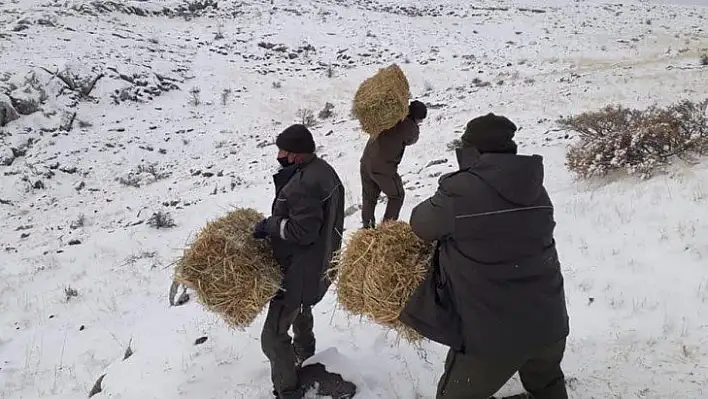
left=332, top=221, right=433, bottom=342
left=174, top=208, right=282, bottom=329
left=352, top=64, right=411, bottom=138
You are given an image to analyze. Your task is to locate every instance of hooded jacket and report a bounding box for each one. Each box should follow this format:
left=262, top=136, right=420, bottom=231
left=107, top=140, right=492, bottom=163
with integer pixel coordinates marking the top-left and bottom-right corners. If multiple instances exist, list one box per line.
left=399, top=147, right=569, bottom=359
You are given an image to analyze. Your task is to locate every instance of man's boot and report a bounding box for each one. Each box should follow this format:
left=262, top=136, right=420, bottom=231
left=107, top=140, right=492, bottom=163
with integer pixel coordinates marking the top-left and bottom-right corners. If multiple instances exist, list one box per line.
left=279, top=387, right=304, bottom=399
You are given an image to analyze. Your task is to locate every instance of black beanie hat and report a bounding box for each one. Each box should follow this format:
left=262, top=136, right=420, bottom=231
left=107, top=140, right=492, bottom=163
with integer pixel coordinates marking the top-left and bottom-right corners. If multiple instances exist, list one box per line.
left=276, top=124, right=316, bottom=153
left=461, top=113, right=518, bottom=154
left=408, top=100, right=427, bottom=120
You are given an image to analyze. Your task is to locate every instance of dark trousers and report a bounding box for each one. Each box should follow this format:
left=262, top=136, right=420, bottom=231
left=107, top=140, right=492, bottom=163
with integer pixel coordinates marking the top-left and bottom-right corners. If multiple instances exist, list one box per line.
left=261, top=301, right=316, bottom=397
left=437, top=339, right=568, bottom=399
left=360, top=163, right=404, bottom=228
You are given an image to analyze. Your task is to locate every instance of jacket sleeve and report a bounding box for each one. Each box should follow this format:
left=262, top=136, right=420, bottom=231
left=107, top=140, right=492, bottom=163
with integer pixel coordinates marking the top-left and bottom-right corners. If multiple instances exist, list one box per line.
left=272, top=188, right=324, bottom=246
left=403, top=122, right=420, bottom=146
left=409, top=178, right=455, bottom=242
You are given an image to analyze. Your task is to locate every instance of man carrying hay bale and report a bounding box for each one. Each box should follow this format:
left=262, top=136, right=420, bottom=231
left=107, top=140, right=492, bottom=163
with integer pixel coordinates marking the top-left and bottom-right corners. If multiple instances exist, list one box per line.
left=251, top=123, right=346, bottom=399
left=400, top=113, right=570, bottom=399
left=359, top=100, right=428, bottom=228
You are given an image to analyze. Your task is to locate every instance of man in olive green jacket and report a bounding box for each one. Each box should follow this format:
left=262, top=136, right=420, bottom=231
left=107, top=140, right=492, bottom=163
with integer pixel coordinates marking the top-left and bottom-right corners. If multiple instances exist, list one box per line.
left=359, top=100, right=427, bottom=228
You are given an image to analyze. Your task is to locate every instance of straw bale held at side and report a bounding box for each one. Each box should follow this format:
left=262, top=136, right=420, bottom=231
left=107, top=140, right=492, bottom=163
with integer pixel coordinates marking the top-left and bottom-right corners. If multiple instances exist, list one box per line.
left=352, top=64, right=411, bottom=138
left=174, top=208, right=281, bottom=329
left=332, top=221, right=433, bottom=341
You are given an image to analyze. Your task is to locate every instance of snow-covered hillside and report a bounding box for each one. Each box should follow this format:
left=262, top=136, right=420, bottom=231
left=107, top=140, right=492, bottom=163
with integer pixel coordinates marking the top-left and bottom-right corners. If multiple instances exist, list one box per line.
left=1, top=0, right=708, bottom=398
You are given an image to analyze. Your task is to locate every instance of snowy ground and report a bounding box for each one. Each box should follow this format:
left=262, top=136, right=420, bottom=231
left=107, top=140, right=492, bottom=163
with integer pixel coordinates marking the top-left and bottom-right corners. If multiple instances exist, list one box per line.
left=1, top=0, right=708, bottom=398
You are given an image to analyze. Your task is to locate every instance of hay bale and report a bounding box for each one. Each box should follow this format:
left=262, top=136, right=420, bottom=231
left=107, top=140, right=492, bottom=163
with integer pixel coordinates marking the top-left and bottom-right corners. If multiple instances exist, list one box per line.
left=352, top=64, right=410, bottom=138
left=332, top=221, right=433, bottom=341
left=174, top=208, right=282, bottom=328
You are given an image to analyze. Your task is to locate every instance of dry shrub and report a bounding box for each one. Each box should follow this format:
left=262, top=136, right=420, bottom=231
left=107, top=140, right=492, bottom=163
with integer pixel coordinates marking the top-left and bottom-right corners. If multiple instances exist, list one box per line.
left=559, top=99, right=708, bottom=179
left=174, top=208, right=281, bottom=328
left=352, top=64, right=410, bottom=138
left=331, top=221, right=433, bottom=342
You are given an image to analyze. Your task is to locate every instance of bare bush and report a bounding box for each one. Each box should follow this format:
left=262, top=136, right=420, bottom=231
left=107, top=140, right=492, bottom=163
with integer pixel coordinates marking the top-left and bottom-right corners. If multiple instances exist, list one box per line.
left=471, top=77, right=491, bottom=88
left=148, top=211, right=176, bottom=229
left=558, top=99, right=708, bottom=178
left=221, top=88, right=231, bottom=105
left=185, top=0, right=217, bottom=14
left=318, top=102, right=334, bottom=119
left=297, top=108, right=317, bottom=127
left=189, top=86, right=201, bottom=106
left=64, top=286, right=78, bottom=302
left=118, top=163, right=172, bottom=188
left=118, top=175, right=141, bottom=188
left=70, top=214, right=85, bottom=230
left=214, top=24, right=224, bottom=40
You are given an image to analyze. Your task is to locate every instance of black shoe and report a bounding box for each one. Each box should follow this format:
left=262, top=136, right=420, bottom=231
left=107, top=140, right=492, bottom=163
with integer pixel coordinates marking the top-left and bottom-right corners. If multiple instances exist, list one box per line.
left=273, top=386, right=304, bottom=399
left=280, top=388, right=304, bottom=399
left=298, top=363, right=357, bottom=399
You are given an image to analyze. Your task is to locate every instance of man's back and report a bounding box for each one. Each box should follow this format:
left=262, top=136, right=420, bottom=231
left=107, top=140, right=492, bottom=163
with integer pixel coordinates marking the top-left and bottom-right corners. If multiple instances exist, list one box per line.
left=409, top=147, right=569, bottom=358
left=360, top=117, right=419, bottom=174
left=401, top=113, right=569, bottom=399
left=442, top=151, right=555, bottom=263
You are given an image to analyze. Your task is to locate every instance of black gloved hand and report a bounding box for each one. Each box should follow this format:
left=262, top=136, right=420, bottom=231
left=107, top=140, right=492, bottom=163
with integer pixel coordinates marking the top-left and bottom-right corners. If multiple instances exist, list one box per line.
left=253, top=218, right=269, bottom=239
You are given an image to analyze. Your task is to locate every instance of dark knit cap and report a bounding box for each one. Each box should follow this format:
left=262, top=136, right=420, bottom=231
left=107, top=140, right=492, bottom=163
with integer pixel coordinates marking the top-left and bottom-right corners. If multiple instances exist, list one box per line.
left=461, top=113, right=518, bottom=154
left=276, top=124, right=316, bottom=153
left=408, top=100, right=428, bottom=120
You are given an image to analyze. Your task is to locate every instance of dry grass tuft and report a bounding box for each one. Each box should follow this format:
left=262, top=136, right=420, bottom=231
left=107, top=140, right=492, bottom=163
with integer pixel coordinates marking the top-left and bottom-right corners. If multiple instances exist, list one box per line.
left=331, top=221, right=433, bottom=342
left=352, top=64, right=410, bottom=138
left=174, top=208, right=281, bottom=328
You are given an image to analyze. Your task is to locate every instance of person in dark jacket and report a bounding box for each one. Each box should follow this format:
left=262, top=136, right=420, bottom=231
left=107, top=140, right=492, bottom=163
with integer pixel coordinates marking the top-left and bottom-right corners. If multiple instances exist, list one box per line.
left=399, top=113, right=570, bottom=399
left=252, top=124, right=345, bottom=399
left=359, top=100, right=427, bottom=228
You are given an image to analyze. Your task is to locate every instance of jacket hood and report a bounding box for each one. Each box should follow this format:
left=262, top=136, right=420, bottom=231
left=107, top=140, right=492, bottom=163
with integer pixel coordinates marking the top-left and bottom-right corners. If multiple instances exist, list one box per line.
left=455, top=147, right=545, bottom=206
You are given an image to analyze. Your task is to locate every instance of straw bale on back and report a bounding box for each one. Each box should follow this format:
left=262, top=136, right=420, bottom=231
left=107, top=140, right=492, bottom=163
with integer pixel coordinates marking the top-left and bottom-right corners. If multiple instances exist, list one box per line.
left=332, top=221, right=434, bottom=341
left=352, top=64, right=411, bottom=138
left=174, top=208, right=282, bottom=329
